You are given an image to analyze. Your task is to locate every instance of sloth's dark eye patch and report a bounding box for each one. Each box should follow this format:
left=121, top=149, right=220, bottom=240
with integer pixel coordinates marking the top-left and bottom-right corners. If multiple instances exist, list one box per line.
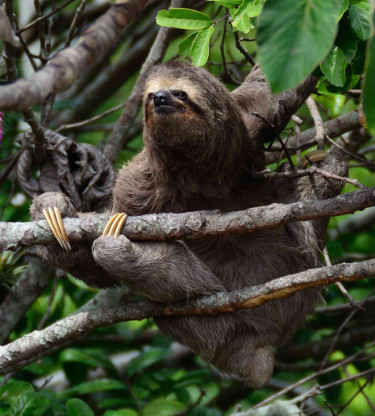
left=173, top=91, right=187, bottom=100
left=148, top=93, right=154, bottom=100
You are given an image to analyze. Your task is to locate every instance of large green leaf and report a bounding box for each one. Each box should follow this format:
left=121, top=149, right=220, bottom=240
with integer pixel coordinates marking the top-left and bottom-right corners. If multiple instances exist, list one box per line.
left=191, top=26, right=215, bottom=66
left=363, top=12, right=375, bottom=135
left=156, top=9, right=212, bottom=30
left=10, top=391, right=50, bottom=416
left=67, top=399, right=94, bottom=416
left=257, top=0, right=339, bottom=92
left=321, top=46, right=347, bottom=86
left=349, top=0, right=372, bottom=40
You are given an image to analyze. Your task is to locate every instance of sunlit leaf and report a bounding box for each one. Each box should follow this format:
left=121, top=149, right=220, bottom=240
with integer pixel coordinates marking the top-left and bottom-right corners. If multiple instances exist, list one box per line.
left=179, top=32, right=198, bottom=57
left=191, top=26, right=215, bottom=66
left=321, top=47, right=347, bottom=87
left=258, top=0, right=339, bottom=92
left=236, top=14, right=251, bottom=33
left=156, top=9, right=212, bottom=30
left=349, top=1, right=372, bottom=40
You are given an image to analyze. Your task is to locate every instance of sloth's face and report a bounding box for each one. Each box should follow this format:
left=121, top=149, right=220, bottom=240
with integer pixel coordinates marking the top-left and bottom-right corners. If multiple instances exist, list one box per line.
left=143, top=76, right=204, bottom=123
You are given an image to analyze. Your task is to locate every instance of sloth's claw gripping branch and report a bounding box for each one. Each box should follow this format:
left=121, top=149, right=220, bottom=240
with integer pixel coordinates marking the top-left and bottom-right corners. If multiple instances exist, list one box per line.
left=102, top=213, right=127, bottom=238
left=42, top=207, right=71, bottom=252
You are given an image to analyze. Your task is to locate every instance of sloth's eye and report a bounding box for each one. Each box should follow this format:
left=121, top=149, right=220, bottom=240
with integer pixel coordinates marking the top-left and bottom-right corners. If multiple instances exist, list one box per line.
left=148, top=93, right=154, bottom=100
left=174, top=91, right=187, bottom=100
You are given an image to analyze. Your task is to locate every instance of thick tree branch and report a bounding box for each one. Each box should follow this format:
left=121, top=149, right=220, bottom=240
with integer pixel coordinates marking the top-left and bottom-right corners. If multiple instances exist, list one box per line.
left=1, top=187, right=374, bottom=252
left=0, top=259, right=374, bottom=374
left=0, top=0, right=155, bottom=111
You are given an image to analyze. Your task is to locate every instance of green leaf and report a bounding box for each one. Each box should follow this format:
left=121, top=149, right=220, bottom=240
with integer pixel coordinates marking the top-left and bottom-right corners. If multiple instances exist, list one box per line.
left=191, top=26, right=215, bottom=66
left=67, top=399, right=94, bottom=416
left=232, top=0, right=263, bottom=27
left=349, top=2, right=372, bottom=40
left=156, top=9, right=212, bottom=30
left=236, top=14, right=251, bottom=33
left=0, top=381, right=33, bottom=404
left=257, top=0, right=339, bottom=92
left=321, top=47, right=347, bottom=87
left=10, top=391, right=50, bottom=416
left=66, top=379, right=126, bottom=395
left=246, top=0, right=265, bottom=17
left=179, top=32, right=198, bottom=58
left=363, top=13, right=375, bottom=135
left=126, top=348, right=170, bottom=378
left=60, top=348, right=116, bottom=371
left=141, top=399, right=185, bottom=416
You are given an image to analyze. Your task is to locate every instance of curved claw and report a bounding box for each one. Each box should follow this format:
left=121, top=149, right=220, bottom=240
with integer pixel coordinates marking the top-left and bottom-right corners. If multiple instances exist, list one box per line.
left=300, top=150, right=328, bottom=168
left=43, top=207, right=71, bottom=252
left=102, top=213, right=127, bottom=238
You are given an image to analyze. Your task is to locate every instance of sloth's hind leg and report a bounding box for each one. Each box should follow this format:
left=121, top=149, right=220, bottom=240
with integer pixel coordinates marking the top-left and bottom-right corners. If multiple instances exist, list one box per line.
left=212, top=332, right=275, bottom=389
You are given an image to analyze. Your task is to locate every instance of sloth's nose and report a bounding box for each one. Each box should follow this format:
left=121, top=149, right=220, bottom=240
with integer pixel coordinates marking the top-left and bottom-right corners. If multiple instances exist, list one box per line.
left=154, top=91, right=171, bottom=106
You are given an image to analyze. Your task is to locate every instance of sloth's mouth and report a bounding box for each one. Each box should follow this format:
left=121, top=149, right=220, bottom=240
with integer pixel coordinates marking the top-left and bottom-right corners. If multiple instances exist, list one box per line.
left=154, top=104, right=178, bottom=115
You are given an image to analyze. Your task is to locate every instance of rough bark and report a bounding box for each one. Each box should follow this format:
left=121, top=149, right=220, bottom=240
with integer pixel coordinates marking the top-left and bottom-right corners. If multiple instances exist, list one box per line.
left=1, top=187, right=374, bottom=252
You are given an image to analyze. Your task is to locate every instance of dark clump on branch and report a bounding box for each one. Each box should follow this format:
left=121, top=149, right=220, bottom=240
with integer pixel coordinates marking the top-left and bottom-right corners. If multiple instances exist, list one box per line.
left=18, top=129, right=115, bottom=212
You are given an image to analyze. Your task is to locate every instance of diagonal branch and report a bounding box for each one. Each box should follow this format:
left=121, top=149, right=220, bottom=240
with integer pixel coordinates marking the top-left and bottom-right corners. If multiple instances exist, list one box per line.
left=1, top=187, right=374, bottom=252
left=0, top=259, right=374, bottom=374
left=0, top=0, right=155, bottom=111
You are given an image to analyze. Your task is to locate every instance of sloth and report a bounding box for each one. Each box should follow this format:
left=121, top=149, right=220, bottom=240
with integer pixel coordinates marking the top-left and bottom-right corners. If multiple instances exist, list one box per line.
left=31, top=61, right=347, bottom=388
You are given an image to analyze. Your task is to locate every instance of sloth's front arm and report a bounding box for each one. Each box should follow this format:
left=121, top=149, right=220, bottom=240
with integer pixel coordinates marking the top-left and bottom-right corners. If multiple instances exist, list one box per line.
left=31, top=192, right=224, bottom=301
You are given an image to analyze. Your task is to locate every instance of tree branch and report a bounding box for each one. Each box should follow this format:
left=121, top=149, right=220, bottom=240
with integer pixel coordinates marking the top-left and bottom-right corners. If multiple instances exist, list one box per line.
left=1, top=187, right=374, bottom=252
left=0, top=0, right=155, bottom=111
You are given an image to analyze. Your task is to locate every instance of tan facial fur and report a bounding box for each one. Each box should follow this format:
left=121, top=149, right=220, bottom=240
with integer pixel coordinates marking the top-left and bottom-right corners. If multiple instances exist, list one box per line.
left=144, top=76, right=200, bottom=102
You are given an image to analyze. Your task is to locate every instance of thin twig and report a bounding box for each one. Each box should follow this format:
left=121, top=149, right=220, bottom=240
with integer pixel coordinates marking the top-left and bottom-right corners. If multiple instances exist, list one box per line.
left=233, top=30, right=256, bottom=66
left=326, top=135, right=375, bottom=168
left=57, top=102, right=128, bottom=132
left=17, top=0, right=75, bottom=34
left=65, top=0, right=89, bottom=47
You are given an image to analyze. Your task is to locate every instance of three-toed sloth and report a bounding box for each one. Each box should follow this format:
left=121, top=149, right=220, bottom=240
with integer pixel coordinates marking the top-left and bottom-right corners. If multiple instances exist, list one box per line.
left=31, top=61, right=347, bottom=388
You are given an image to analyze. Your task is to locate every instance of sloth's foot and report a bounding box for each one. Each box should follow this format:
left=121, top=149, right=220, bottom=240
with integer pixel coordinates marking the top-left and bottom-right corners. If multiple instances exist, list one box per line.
left=42, top=206, right=71, bottom=252
left=101, top=213, right=127, bottom=238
